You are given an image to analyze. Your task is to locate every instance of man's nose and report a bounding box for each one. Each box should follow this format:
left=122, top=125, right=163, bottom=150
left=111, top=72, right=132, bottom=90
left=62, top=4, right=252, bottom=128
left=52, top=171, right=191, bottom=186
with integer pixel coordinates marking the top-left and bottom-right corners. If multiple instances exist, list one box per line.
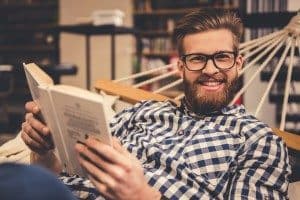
left=202, top=59, right=219, bottom=74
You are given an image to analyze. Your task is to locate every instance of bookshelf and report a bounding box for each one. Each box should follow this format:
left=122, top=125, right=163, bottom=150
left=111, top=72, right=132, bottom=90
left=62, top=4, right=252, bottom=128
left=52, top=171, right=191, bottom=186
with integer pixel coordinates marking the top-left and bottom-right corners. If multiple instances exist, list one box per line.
left=0, top=0, right=59, bottom=133
left=0, top=5, right=59, bottom=65
left=133, top=0, right=244, bottom=69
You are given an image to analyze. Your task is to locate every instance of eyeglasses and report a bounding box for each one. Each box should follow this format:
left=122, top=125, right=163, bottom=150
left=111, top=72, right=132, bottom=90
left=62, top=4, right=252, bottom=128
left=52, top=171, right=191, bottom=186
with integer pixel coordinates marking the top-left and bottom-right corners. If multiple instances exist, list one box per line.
left=180, top=51, right=237, bottom=71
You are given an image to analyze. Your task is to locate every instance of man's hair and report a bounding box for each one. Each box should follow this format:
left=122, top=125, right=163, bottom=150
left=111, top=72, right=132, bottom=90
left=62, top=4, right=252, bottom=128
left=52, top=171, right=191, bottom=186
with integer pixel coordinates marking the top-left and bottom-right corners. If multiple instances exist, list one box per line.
left=173, top=9, right=243, bottom=56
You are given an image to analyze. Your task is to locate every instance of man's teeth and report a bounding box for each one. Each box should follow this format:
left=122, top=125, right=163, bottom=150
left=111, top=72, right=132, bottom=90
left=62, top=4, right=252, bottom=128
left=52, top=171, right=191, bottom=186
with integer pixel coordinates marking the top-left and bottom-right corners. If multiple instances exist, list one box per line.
left=200, top=81, right=222, bottom=86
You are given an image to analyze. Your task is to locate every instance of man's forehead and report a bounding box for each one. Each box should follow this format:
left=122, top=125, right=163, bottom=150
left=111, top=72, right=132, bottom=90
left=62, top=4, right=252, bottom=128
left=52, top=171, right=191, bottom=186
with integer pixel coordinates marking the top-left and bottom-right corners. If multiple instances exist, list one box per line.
left=182, top=29, right=234, bottom=54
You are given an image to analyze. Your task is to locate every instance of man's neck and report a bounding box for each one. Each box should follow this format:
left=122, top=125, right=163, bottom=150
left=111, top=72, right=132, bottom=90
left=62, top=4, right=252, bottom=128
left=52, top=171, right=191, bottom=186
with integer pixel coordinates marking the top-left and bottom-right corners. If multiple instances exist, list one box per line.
left=181, top=98, right=223, bottom=116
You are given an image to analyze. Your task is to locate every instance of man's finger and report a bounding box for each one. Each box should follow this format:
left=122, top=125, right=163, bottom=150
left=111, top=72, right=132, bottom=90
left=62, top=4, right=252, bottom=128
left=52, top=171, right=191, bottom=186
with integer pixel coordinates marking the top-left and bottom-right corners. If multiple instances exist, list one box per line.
left=84, top=138, right=131, bottom=171
left=21, top=129, right=46, bottom=151
left=76, top=143, right=127, bottom=182
left=77, top=154, right=117, bottom=189
left=26, top=113, right=50, bottom=136
left=25, top=101, right=40, bottom=114
left=22, top=122, right=51, bottom=149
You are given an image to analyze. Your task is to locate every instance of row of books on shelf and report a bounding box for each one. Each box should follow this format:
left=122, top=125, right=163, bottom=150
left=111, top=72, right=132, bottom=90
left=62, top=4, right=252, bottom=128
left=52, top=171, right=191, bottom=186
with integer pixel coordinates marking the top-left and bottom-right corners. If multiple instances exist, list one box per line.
left=135, top=18, right=175, bottom=33
left=246, top=0, right=287, bottom=13
left=285, top=122, right=300, bottom=133
left=139, top=55, right=178, bottom=70
left=142, top=38, right=175, bottom=55
left=134, top=0, right=241, bottom=12
left=244, top=27, right=281, bottom=41
left=0, top=32, right=56, bottom=45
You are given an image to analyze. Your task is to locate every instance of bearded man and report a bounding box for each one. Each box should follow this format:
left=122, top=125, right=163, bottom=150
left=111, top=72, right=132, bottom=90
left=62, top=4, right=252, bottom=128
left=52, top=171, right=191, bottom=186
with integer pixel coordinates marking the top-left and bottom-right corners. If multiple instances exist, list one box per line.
left=21, top=9, right=290, bottom=199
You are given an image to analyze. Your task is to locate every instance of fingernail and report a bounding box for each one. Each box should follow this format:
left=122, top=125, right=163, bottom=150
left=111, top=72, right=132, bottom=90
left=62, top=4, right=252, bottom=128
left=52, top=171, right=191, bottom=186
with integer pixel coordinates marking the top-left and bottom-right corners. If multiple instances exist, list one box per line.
left=75, top=143, right=84, bottom=152
left=42, top=127, right=49, bottom=134
left=33, top=106, right=40, bottom=113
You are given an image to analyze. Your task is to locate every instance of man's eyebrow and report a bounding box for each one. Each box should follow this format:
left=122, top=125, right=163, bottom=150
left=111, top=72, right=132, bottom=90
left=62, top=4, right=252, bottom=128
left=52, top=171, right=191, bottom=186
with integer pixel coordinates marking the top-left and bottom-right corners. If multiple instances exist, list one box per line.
left=187, top=50, right=234, bottom=55
left=214, top=50, right=234, bottom=53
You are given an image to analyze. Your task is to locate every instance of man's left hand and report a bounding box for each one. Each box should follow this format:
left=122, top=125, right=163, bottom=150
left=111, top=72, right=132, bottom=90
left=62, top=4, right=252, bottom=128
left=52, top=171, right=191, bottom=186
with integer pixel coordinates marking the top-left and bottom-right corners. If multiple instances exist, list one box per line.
left=75, top=137, right=161, bottom=200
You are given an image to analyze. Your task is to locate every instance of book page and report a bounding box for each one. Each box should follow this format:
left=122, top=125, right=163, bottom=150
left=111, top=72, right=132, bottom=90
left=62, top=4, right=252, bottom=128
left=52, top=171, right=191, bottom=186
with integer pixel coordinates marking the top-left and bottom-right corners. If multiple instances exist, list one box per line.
left=49, top=85, right=112, bottom=176
left=23, top=63, right=54, bottom=101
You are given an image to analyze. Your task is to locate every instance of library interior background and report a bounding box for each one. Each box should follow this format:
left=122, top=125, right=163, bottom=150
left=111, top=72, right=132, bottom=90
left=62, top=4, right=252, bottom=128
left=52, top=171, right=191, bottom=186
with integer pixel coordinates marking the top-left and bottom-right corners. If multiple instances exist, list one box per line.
left=0, top=0, right=300, bottom=190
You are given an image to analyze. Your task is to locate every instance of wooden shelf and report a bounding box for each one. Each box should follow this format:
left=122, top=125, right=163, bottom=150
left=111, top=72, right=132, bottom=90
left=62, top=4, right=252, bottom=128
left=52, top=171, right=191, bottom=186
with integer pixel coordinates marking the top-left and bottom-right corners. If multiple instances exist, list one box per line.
left=0, top=2, right=57, bottom=9
left=140, top=30, right=172, bottom=37
left=260, top=68, right=300, bottom=82
left=59, top=24, right=138, bottom=35
left=243, top=11, right=297, bottom=28
left=0, top=24, right=57, bottom=33
left=0, top=45, right=56, bottom=53
left=269, top=94, right=300, bottom=103
left=276, top=113, right=300, bottom=123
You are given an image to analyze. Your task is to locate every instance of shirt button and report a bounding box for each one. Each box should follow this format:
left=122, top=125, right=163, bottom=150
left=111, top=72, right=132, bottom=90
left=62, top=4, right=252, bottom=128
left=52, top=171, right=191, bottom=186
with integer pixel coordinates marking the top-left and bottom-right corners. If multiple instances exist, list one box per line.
left=178, top=130, right=184, bottom=135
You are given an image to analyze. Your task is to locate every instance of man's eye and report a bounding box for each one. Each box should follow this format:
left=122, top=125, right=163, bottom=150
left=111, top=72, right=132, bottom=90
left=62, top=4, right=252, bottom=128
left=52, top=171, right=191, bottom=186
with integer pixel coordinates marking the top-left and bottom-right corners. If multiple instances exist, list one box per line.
left=188, top=55, right=206, bottom=63
left=215, top=53, right=232, bottom=61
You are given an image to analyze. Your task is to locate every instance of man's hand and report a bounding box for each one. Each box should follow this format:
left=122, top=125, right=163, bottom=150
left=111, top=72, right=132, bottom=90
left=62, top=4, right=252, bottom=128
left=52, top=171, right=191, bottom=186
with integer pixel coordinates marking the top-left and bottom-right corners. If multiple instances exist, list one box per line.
left=21, top=101, right=61, bottom=173
left=75, top=137, right=161, bottom=200
left=21, top=101, right=54, bottom=155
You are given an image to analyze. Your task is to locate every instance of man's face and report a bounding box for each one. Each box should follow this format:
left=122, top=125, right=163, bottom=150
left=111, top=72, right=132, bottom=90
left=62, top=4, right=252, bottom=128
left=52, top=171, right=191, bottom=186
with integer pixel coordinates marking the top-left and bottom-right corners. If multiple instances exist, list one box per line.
left=178, top=29, right=243, bottom=114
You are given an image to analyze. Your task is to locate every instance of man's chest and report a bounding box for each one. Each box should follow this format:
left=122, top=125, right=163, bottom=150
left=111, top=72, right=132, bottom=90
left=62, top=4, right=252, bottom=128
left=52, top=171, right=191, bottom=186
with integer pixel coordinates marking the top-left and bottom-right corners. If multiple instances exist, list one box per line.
left=123, top=114, right=245, bottom=185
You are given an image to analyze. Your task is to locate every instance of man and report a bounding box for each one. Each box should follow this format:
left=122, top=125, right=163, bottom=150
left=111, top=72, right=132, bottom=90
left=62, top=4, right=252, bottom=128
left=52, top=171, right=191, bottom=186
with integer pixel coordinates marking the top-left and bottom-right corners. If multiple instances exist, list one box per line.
left=21, top=9, right=290, bottom=199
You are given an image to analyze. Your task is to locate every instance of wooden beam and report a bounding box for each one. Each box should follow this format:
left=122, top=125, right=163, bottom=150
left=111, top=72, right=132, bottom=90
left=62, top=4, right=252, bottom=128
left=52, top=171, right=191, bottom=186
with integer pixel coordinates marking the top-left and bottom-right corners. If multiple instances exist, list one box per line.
left=94, top=79, right=179, bottom=105
left=272, top=128, right=300, bottom=151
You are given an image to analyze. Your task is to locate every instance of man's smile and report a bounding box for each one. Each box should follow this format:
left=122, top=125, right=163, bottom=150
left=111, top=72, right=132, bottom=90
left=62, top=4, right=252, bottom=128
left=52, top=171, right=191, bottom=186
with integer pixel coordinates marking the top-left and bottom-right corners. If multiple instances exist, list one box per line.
left=197, top=77, right=226, bottom=92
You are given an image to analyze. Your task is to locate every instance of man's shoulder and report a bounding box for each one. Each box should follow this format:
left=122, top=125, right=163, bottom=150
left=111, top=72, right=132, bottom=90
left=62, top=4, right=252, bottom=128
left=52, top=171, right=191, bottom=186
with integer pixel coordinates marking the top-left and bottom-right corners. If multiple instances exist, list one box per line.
left=237, top=112, right=279, bottom=147
left=231, top=107, right=274, bottom=138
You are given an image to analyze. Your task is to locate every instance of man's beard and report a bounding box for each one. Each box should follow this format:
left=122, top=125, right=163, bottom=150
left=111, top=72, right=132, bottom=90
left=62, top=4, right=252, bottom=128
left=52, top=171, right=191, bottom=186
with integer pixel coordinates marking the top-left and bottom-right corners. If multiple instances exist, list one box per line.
left=183, top=72, right=240, bottom=115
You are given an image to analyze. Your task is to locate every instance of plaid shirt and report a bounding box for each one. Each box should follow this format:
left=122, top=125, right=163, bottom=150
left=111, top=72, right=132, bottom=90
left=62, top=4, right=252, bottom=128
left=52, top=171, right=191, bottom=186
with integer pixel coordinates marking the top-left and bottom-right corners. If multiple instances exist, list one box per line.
left=60, top=100, right=291, bottom=200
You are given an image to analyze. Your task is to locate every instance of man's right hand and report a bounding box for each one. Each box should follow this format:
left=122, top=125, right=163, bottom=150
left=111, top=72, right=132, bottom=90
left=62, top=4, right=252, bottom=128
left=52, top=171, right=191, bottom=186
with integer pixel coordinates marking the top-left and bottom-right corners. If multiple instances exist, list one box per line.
left=21, top=101, right=54, bottom=155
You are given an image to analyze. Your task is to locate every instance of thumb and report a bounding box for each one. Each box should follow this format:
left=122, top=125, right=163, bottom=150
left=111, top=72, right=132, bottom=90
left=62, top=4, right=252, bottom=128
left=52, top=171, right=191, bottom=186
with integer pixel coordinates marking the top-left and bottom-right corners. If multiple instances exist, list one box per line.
left=25, top=101, right=40, bottom=114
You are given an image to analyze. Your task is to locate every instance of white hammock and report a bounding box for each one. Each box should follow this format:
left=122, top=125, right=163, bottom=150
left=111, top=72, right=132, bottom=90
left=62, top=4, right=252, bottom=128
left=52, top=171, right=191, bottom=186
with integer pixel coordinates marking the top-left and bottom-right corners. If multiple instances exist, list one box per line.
left=95, top=12, right=300, bottom=150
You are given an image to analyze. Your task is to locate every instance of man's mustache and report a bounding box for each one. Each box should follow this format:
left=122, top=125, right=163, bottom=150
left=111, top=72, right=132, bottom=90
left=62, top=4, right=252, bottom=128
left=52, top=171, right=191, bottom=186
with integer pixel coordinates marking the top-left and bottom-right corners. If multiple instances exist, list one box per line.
left=196, top=74, right=227, bottom=83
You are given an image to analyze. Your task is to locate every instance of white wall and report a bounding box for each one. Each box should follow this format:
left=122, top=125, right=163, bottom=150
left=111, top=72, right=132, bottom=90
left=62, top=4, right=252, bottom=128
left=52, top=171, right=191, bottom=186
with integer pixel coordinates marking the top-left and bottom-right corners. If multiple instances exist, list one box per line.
left=243, top=63, right=276, bottom=126
left=59, top=0, right=134, bottom=90
left=287, top=0, right=300, bottom=11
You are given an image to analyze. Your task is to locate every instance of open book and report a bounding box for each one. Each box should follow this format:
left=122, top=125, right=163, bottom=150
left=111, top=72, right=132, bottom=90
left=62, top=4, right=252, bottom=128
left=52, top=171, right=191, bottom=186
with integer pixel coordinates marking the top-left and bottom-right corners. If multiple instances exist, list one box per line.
left=23, top=63, right=112, bottom=177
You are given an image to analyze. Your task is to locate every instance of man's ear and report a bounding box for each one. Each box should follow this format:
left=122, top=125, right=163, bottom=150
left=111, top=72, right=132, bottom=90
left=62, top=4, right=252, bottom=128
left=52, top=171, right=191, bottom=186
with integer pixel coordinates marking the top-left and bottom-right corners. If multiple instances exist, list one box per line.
left=235, top=54, right=244, bottom=72
left=177, top=59, right=184, bottom=78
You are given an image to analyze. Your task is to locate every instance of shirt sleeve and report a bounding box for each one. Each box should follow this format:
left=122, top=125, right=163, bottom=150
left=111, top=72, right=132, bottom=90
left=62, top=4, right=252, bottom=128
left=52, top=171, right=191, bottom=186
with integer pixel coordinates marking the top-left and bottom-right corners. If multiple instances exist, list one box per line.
left=228, top=132, right=291, bottom=199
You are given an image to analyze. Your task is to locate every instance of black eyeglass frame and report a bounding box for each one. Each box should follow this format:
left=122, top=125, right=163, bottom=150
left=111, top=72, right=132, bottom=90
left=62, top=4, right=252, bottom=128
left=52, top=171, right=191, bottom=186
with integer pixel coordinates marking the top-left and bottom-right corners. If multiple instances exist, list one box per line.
left=180, top=51, right=238, bottom=71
